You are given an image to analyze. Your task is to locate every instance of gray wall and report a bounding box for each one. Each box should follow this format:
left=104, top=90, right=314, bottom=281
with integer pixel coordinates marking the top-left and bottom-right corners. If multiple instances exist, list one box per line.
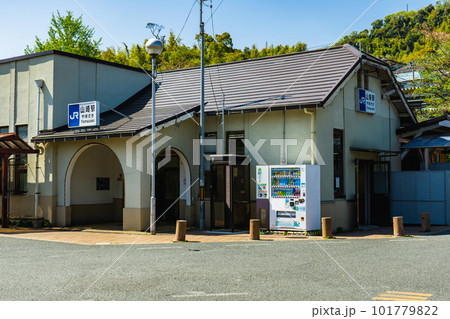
left=391, top=171, right=450, bottom=225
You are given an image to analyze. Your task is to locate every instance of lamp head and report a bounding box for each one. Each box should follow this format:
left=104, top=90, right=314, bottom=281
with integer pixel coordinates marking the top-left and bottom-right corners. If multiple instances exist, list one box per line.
left=145, top=38, right=163, bottom=57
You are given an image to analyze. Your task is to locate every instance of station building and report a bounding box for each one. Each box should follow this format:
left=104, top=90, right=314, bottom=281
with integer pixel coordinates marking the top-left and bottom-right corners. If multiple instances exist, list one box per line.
left=0, top=44, right=416, bottom=231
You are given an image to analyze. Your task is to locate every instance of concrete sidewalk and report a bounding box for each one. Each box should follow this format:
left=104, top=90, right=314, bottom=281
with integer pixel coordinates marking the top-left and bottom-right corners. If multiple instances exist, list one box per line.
left=0, top=224, right=449, bottom=245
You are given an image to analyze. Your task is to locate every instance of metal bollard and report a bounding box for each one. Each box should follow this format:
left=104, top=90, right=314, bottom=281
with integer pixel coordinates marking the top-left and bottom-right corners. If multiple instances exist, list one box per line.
left=420, top=213, right=431, bottom=232
left=321, top=217, right=332, bottom=238
left=249, top=219, right=260, bottom=240
left=393, top=216, right=404, bottom=237
left=175, top=220, right=187, bottom=242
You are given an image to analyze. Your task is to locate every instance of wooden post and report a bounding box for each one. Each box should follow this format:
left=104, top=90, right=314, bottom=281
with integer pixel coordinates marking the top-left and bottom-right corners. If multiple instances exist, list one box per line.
left=249, top=219, right=260, bottom=240
left=321, top=217, right=332, bottom=238
left=2, top=154, right=9, bottom=228
left=175, top=220, right=187, bottom=242
left=420, top=213, right=431, bottom=232
left=393, top=216, right=404, bottom=237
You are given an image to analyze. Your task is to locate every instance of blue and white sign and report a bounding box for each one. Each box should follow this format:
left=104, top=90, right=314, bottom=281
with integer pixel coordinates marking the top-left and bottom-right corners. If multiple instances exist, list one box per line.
left=357, top=88, right=376, bottom=114
left=68, top=101, right=100, bottom=128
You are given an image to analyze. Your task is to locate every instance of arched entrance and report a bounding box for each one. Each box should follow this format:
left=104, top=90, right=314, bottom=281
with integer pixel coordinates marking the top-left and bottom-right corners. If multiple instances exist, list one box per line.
left=66, top=144, right=124, bottom=226
left=155, top=147, right=191, bottom=231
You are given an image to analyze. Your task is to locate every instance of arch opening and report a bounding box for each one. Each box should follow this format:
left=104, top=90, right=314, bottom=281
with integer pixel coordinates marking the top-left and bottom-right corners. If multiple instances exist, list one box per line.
left=65, top=144, right=124, bottom=226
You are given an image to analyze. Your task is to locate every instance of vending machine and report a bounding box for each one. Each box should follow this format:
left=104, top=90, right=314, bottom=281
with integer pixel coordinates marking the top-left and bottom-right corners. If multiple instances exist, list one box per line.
left=257, top=165, right=320, bottom=231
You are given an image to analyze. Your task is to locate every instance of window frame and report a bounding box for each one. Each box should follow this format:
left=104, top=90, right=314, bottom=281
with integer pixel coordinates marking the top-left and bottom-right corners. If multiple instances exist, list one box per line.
left=226, top=131, right=245, bottom=155
left=13, top=125, right=29, bottom=195
left=333, top=129, right=345, bottom=199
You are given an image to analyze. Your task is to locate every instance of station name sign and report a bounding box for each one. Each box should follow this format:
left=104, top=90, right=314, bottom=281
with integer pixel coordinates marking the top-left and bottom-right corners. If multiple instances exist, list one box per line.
left=357, top=88, right=376, bottom=114
left=68, top=101, right=100, bottom=128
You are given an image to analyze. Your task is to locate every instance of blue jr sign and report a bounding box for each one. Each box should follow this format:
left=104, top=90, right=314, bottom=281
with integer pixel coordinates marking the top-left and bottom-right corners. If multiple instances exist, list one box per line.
left=357, top=88, right=376, bottom=114
left=68, top=101, right=100, bottom=128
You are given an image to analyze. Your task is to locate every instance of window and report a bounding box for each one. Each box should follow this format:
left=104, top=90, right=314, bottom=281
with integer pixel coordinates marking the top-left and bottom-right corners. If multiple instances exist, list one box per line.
left=226, top=131, right=245, bottom=155
left=13, top=125, right=28, bottom=194
left=357, top=70, right=369, bottom=90
left=0, top=127, right=7, bottom=193
left=96, top=178, right=110, bottom=190
left=334, top=129, right=345, bottom=198
left=16, top=125, right=28, bottom=142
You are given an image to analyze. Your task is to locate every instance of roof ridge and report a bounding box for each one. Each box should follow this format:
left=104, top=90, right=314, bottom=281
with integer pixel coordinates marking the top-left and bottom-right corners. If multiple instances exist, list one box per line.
left=0, top=50, right=151, bottom=74
left=160, top=45, right=347, bottom=74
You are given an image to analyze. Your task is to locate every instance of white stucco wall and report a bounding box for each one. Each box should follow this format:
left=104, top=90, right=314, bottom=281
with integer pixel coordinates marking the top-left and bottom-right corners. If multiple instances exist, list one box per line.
left=52, top=55, right=150, bottom=129
left=0, top=52, right=151, bottom=220
left=70, top=144, right=123, bottom=205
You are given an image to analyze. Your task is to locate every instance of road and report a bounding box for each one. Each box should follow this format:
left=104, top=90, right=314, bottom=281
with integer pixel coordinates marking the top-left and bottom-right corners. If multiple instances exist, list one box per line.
left=0, top=232, right=449, bottom=301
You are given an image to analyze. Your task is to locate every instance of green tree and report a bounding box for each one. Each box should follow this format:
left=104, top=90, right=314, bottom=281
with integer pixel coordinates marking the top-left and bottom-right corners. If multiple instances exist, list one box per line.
left=336, top=2, right=450, bottom=62
left=414, top=29, right=450, bottom=118
left=25, top=11, right=102, bottom=58
left=101, top=31, right=307, bottom=72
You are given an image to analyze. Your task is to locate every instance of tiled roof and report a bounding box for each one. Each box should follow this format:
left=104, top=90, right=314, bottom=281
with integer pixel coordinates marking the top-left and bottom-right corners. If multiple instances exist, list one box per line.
left=157, top=44, right=361, bottom=114
left=33, top=44, right=415, bottom=142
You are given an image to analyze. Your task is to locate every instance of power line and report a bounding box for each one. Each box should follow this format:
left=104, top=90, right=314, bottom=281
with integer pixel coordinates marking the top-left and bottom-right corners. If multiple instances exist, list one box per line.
left=205, top=0, right=224, bottom=24
left=209, top=0, right=225, bottom=97
left=210, top=0, right=216, bottom=36
left=177, top=0, right=198, bottom=40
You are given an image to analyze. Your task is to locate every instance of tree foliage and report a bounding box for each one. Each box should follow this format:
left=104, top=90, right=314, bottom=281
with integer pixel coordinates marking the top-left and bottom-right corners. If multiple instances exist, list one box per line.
left=101, top=31, right=307, bottom=72
left=25, top=11, right=102, bottom=58
left=413, top=29, right=450, bottom=116
left=336, top=2, right=450, bottom=62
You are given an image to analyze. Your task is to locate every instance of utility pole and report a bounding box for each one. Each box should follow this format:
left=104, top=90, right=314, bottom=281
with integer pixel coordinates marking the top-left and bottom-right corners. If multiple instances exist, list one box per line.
left=199, top=0, right=206, bottom=230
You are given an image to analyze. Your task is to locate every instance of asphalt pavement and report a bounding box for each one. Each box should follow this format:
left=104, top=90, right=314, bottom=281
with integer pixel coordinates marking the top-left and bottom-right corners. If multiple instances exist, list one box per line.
left=0, top=231, right=449, bottom=301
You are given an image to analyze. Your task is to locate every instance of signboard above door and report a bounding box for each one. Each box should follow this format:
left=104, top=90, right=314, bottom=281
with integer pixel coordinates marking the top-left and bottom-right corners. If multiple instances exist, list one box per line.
left=68, top=101, right=100, bottom=128
left=356, top=88, right=376, bottom=114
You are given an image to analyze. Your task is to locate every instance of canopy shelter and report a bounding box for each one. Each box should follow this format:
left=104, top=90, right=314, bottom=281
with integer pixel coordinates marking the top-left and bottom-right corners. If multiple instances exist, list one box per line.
left=400, top=135, right=450, bottom=149
left=400, top=134, right=450, bottom=171
left=0, top=133, right=39, bottom=228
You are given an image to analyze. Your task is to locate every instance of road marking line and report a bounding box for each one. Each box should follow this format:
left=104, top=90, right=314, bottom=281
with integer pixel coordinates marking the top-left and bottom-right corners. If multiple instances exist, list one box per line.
left=95, top=242, right=111, bottom=245
left=386, top=291, right=433, bottom=297
left=373, top=297, right=427, bottom=301
left=310, top=241, right=350, bottom=244
left=388, top=239, right=426, bottom=242
left=225, top=243, right=269, bottom=247
left=172, top=292, right=248, bottom=298
left=137, top=246, right=182, bottom=250
left=373, top=291, right=433, bottom=301
left=378, top=294, right=428, bottom=300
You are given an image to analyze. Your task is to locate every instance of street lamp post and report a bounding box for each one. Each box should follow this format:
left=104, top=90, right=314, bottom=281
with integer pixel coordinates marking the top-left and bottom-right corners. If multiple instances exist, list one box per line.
left=145, top=38, right=163, bottom=235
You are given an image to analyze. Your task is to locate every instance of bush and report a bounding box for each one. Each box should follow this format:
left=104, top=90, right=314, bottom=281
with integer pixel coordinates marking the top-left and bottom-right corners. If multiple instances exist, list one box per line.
left=43, top=219, right=52, bottom=227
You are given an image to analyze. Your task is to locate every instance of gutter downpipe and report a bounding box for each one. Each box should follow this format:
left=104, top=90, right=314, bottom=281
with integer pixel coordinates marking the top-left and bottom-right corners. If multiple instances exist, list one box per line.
left=304, top=108, right=316, bottom=165
left=34, top=79, right=44, bottom=220
left=281, top=110, right=287, bottom=165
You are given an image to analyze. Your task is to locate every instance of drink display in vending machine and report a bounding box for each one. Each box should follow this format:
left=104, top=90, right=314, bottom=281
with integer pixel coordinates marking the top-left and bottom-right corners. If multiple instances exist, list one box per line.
left=268, top=165, right=320, bottom=231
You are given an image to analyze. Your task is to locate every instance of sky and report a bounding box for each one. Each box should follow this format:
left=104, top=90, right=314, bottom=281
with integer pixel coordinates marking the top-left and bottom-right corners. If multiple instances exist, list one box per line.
left=0, top=0, right=439, bottom=60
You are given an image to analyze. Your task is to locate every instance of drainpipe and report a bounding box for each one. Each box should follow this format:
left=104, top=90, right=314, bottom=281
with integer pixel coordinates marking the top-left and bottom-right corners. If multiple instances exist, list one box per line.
left=281, top=110, right=287, bottom=165
left=304, top=108, right=316, bottom=165
left=34, top=79, right=44, bottom=220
